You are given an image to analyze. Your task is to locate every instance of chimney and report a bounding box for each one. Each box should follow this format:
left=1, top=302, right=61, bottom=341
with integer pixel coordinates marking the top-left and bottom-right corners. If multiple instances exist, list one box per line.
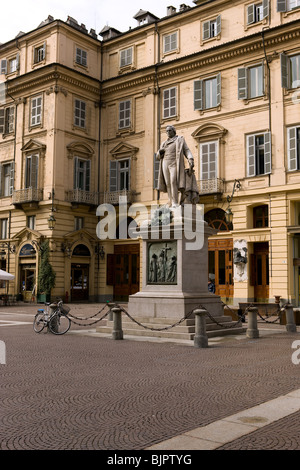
left=167, top=6, right=177, bottom=16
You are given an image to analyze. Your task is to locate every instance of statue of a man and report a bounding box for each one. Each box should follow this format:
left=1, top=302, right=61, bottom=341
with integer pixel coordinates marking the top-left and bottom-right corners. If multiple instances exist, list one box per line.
left=156, top=125, right=196, bottom=207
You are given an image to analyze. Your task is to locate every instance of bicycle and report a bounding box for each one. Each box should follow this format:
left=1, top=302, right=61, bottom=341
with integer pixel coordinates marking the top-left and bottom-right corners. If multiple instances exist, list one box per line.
left=33, top=299, right=71, bottom=335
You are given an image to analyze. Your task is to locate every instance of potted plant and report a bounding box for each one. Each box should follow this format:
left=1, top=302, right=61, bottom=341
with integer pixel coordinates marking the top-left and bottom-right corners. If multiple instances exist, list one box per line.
left=37, top=240, right=56, bottom=303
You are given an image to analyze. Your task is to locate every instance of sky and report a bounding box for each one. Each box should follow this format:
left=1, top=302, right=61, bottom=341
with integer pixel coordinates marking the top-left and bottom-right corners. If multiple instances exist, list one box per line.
left=0, top=0, right=196, bottom=44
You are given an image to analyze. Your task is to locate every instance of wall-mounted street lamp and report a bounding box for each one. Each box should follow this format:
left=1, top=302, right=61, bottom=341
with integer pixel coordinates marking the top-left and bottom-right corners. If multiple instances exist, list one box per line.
left=48, top=189, right=56, bottom=230
left=225, top=179, right=241, bottom=225
left=95, top=245, right=105, bottom=260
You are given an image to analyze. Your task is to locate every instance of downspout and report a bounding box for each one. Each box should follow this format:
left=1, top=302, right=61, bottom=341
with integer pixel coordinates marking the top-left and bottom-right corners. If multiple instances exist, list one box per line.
left=155, top=22, right=161, bottom=203
left=97, top=42, right=103, bottom=297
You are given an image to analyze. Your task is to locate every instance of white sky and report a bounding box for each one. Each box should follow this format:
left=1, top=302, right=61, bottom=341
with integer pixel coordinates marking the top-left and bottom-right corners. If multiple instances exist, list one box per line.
left=0, top=0, right=196, bottom=44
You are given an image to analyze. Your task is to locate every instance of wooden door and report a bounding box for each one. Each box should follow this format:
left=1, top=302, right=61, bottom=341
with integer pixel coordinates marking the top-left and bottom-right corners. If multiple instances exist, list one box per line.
left=208, top=239, right=233, bottom=299
left=251, top=243, right=269, bottom=301
left=71, top=264, right=89, bottom=301
left=107, top=244, right=140, bottom=301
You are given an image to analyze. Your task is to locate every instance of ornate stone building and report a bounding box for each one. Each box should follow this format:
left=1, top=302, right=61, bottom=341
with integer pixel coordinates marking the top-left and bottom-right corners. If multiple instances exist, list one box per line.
left=0, top=1, right=300, bottom=305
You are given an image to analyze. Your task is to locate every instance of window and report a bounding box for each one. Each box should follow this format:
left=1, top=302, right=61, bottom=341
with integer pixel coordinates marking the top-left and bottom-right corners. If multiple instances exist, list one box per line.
left=202, top=15, right=221, bottom=41
left=200, top=141, right=218, bottom=181
left=25, top=155, right=39, bottom=188
left=287, top=126, right=300, bottom=171
left=74, top=157, right=90, bottom=191
left=109, top=159, right=130, bottom=192
left=74, top=99, right=86, bottom=128
left=34, top=43, right=46, bottom=63
left=120, top=47, right=133, bottom=68
left=76, top=47, right=87, bottom=67
left=0, top=106, right=15, bottom=134
left=281, top=53, right=300, bottom=89
left=74, top=216, right=84, bottom=231
left=27, top=215, right=36, bottom=230
left=163, top=87, right=177, bottom=119
left=194, top=74, right=221, bottom=111
left=119, top=100, right=131, bottom=129
left=0, top=219, right=7, bottom=239
left=163, top=32, right=178, bottom=54
left=277, top=0, right=300, bottom=11
left=247, top=1, right=269, bottom=24
left=0, top=54, right=19, bottom=75
left=9, top=58, right=17, bottom=73
left=238, top=63, right=264, bottom=99
left=253, top=205, right=269, bottom=228
left=247, top=132, right=271, bottom=176
left=31, top=96, right=42, bottom=126
left=0, top=162, right=14, bottom=197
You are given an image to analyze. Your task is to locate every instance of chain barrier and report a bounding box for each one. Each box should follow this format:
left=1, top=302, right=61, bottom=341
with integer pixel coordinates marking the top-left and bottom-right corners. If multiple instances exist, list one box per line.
left=67, top=303, right=112, bottom=327
left=255, top=303, right=288, bottom=324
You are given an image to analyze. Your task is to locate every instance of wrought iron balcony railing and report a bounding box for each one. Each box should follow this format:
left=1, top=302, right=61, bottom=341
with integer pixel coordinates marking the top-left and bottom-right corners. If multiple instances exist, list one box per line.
left=12, top=188, right=43, bottom=205
left=198, top=178, right=225, bottom=195
left=65, top=189, right=99, bottom=206
left=103, top=189, right=136, bottom=205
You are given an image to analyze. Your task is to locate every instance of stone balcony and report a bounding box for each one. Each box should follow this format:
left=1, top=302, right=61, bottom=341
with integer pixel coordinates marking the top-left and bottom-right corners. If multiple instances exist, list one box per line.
left=12, top=188, right=43, bottom=205
left=103, top=189, right=136, bottom=205
left=198, top=178, right=225, bottom=196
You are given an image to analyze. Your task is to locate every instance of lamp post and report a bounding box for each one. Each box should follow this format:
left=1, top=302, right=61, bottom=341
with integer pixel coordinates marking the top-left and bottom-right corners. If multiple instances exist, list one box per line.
left=225, top=179, right=241, bottom=225
left=48, top=189, right=56, bottom=230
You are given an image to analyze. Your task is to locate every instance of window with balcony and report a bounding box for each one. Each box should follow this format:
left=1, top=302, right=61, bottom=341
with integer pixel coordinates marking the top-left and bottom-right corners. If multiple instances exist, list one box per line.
left=246, top=1, right=269, bottom=24
left=163, top=32, right=178, bottom=54
left=109, top=159, right=130, bottom=192
left=247, top=132, right=271, bottom=176
left=238, top=63, right=264, bottom=100
left=202, top=15, right=221, bottom=41
left=194, top=74, right=221, bottom=111
left=74, top=99, right=86, bottom=129
left=74, top=157, right=90, bottom=192
left=287, top=126, right=300, bottom=171
left=163, top=87, right=177, bottom=119
left=30, top=95, right=42, bottom=127
left=277, top=0, right=300, bottom=11
left=281, top=53, right=300, bottom=89
left=25, top=155, right=39, bottom=189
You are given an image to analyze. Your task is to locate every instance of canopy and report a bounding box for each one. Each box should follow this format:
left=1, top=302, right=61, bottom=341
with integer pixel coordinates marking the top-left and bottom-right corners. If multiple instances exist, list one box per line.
left=0, top=269, right=15, bottom=280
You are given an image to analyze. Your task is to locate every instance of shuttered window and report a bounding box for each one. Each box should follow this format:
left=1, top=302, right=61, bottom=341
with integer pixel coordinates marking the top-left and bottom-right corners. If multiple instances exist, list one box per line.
left=281, top=53, right=300, bottom=89
left=287, top=127, right=300, bottom=171
left=163, top=87, right=177, bottom=119
left=34, top=43, right=46, bottom=63
left=25, top=155, right=39, bottom=189
left=202, top=15, right=221, bottom=41
left=120, top=47, right=133, bottom=68
left=109, top=159, right=130, bottom=192
left=247, top=1, right=269, bottom=24
left=277, top=0, right=300, bottom=11
left=238, top=63, right=264, bottom=99
left=247, top=132, right=271, bottom=177
left=73, top=157, right=91, bottom=191
left=194, top=73, right=221, bottom=110
left=31, top=96, right=42, bottom=126
left=76, top=47, right=87, bottom=66
left=153, top=153, right=160, bottom=190
left=163, top=32, right=178, bottom=53
left=119, top=100, right=131, bottom=129
left=0, top=162, right=14, bottom=197
left=200, top=141, right=218, bottom=181
left=0, top=106, right=15, bottom=134
left=74, top=99, right=86, bottom=128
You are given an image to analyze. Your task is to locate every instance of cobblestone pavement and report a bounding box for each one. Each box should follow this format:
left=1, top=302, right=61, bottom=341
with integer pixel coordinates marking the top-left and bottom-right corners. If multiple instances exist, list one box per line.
left=0, top=303, right=299, bottom=451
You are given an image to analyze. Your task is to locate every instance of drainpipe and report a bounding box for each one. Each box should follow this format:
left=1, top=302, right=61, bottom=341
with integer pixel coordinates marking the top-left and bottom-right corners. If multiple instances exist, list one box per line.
left=155, top=22, right=161, bottom=202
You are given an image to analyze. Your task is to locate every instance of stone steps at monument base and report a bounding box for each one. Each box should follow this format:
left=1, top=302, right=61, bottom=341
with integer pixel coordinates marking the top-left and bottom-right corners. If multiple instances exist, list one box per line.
left=96, top=315, right=245, bottom=340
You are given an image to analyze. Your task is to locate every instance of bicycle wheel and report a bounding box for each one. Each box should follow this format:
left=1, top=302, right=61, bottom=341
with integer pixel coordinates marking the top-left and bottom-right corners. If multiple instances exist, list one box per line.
left=49, top=312, right=71, bottom=335
left=33, top=312, right=46, bottom=333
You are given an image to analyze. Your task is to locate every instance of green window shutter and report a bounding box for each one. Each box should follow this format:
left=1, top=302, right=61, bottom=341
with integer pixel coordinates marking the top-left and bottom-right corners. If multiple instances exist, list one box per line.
left=263, top=0, right=269, bottom=19
left=216, top=73, right=221, bottom=106
left=1, top=59, right=7, bottom=74
left=73, top=156, right=79, bottom=189
left=85, top=160, right=91, bottom=191
left=238, top=68, right=248, bottom=99
left=31, top=155, right=39, bottom=188
left=247, top=135, right=256, bottom=177
left=194, top=80, right=203, bottom=111
left=202, top=21, right=210, bottom=41
left=280, top=53, right=290, bottom=89
left=247, top=4, right=255, bottom=24
left=264, top=132, right=272, bottom=174
left=216, top=15, right=221, bottom=35
left=277, top=0, right=287, bottom=12
left=288, top=127, right=297, bottom=171
left=109, top=160, right=118, bottom=192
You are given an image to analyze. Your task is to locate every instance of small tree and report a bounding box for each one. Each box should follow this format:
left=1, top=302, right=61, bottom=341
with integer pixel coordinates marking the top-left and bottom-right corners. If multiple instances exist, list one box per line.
left=38, top=240, right=56, bottom=296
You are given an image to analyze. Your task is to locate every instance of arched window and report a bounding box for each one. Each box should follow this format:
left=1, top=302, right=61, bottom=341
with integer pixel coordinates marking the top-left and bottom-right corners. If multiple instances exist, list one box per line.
left=205, top=208, right=232, bottom=231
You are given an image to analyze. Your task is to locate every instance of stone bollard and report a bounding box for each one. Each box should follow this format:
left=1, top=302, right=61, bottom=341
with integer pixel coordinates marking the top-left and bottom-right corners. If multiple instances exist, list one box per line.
left=49, top=302, right=58, bottom=333
left=194, top=309, right=208, bottom=348
left=112, top=307, right=123, bottom=340
left=246, top=306, right=259, bottom=339
left=285, top=303, right=297, bottom=333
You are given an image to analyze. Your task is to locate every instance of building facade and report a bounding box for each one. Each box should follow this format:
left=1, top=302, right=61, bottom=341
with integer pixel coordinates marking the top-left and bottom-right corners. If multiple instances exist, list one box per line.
left=0, top=0, right=300, bottom=306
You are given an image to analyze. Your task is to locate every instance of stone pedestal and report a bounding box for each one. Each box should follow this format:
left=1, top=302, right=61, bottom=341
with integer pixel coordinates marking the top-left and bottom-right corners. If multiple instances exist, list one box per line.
left=128, top=206, right=224, bottom=321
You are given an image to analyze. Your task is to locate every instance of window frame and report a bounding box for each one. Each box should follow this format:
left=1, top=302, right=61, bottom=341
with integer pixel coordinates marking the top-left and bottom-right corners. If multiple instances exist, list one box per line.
left=25, top=154, right=39, bottom=189
left=118, top=100, right=131, bottom=130
left=0, top=218, right=8, bottom=240
left=109, top=158, right=131, bottom=192
left=194, top=73, right=221, bottom=112
left=74, top=98, right=86, bottom=129
left=246, top=132, right=272, bottom=177
left=75, top=47, right=88, bottom=67
left=0, top=161, right=14, bottom=197
left=30, top=95, right=43, bottom=127
left=27, top=215, right=36, bottom=230
left=163, top=31, right=178, bottom=55
left=281, top=53, right=300, bottom=90
left=202, top=15, right=221, bottom=42
left=246, top=0, right=269, bottom=26
left=287, top=126, right=300, bottom=171
left=33, top=42, right=46, bottom=64
left=253, top=205, right=269, bottom=228
left=0, top=105, right=15, bottom=135
left=277, top=0, right=300, bottom=12
left=199, top=140, right=219, bottom=182
left=119, top=47, right=134, bottom=69
left=162, top=87, right=177, bottom=120
left=73, top=156, right=91, bottom=192
left=238, top=62, right=265, bottom=100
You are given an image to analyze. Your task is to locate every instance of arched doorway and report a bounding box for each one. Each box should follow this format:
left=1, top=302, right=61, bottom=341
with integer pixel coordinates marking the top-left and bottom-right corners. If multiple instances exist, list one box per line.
left=19, top=243, right=37, bottom=302
left=205, top=209, right=233, bottom=299
left=70, top=244, right=90, bottom=301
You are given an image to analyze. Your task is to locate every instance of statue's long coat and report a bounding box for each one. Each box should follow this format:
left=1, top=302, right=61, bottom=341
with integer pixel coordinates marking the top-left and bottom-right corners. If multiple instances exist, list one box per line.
left=156, top=136, right=193, bottom=194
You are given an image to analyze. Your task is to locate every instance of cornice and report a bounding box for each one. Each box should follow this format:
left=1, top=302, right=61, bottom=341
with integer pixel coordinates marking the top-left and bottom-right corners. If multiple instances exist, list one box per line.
left=101, top=21, right=300, bottom=96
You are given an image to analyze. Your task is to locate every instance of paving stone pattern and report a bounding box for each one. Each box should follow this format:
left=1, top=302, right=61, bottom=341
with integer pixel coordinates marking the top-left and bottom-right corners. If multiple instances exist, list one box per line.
left=0, top=308, right=299, bottom=450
